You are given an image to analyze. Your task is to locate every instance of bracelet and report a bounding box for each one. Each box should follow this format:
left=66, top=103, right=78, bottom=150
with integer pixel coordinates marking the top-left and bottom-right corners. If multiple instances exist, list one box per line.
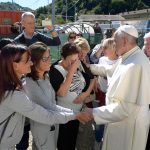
left=49, top=28, right=56, bottom=33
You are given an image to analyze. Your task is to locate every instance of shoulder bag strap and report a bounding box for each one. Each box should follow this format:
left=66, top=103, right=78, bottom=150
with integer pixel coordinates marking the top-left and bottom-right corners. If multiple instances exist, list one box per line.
left=0, top=112, right=16, bottom=142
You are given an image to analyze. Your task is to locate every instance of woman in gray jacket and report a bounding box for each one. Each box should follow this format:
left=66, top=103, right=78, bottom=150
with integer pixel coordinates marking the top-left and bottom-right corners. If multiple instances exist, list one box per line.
left=26, top=42, right=71, bottom=150
left=0, top=44, right=91, bottom=150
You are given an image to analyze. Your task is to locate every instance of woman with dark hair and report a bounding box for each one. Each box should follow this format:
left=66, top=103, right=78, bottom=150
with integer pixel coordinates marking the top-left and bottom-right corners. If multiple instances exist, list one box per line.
left=68, top=32, right=77, bottom=43
left=26, top=42, right=82, bottom=150
left=50, top=42, right=82, bottom=150
left=49, top=42, right=94, bottom=150
left=0, top=38, right=15, bottom=50
left=0, top=44, right=90, bottom=150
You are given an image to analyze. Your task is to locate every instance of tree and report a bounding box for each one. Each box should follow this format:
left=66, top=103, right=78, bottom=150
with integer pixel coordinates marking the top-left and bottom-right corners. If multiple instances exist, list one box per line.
left=142, top=0, right=150, bottom=7
left=100, top=0, right=112, bottom=14
left=124, top=0, right=146, bottom=11
left=35, top=6, right=48, bottom=18
left=110, top=1, right=128, bottom=14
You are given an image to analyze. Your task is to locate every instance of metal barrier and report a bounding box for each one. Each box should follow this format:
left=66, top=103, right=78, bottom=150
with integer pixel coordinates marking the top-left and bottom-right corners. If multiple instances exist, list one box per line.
left=1, top=20, right=150, bottom=62
left=49, top=32, right=103, bottom=63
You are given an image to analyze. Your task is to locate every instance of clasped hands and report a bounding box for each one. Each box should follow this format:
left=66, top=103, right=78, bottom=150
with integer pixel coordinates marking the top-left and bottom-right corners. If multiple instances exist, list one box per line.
left=75, top=107, right=93, bottom=124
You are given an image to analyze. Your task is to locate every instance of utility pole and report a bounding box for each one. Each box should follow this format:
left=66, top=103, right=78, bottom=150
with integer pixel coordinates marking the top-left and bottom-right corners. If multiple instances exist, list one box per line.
left=52, top=0, right=55, bottom=25
left=12, top=0, right=14, bottom=10
left=48, top=0, right=50, bottom=18
left=65, top=0, right=68, bottom=23
left=74, top=4, right=77, bottom=22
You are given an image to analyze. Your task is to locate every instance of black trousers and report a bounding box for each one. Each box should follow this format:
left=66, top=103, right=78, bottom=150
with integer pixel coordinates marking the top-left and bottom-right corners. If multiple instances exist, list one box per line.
left=146, top=129, right=150, bottom=150
left=57, top=120, right=79, bottom=150
left=16, top=124, right=30, bottom=150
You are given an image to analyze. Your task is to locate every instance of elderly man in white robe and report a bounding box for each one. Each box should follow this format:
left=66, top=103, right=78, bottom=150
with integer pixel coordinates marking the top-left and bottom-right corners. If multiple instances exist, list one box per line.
left=87, top=25, right=150, bottom=150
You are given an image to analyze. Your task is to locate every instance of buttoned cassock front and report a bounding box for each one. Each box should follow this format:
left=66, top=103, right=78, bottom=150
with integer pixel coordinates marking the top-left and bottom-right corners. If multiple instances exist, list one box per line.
left=90, top=46, right=150, bottom=150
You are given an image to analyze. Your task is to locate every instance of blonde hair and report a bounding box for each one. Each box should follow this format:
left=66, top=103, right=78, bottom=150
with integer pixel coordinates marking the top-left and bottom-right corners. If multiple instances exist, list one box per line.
left=102, top=38, right=115, bottom=50
left=74, top=37, right=90, bottom=52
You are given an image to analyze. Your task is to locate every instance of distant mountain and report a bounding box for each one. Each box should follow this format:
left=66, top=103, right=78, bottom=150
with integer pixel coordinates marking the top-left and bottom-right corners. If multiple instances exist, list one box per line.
left=0, top=2, right=32, bottom=11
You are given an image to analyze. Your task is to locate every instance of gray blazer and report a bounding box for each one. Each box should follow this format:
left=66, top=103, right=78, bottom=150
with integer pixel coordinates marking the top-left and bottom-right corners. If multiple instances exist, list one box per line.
left=0, top=90, right=75, bottom=149
left=26, top=76, right=74, bottom=150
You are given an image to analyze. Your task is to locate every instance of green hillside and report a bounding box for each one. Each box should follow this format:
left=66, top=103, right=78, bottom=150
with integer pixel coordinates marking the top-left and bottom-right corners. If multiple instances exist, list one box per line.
left=34, top=0, right=150, bottom=23
left=0, top=1, right=150, bottom=24
left=0, top=2, right=32, bottom=11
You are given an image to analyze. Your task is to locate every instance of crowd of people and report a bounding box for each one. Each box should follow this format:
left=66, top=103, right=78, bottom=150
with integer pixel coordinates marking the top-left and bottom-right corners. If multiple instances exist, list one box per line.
left=0, top=11, right=150, bottom=150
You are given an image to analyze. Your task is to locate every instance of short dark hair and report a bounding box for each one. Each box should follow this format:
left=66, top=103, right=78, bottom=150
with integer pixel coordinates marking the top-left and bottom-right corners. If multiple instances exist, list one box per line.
left=0, top=38, right=15, bottom=50
left=61, top=42, right=79, bottom=59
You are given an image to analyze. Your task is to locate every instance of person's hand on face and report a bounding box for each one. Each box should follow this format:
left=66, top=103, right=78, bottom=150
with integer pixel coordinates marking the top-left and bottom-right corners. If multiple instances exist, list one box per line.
left=69, top=59, right=79, bottom=74
left=65, top=54, right=79, bottom=73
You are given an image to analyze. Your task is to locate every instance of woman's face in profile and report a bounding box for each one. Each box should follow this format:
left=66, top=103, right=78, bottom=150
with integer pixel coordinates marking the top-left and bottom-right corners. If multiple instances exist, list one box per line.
left=37, top=50, right=51, bottom=72
left=13, top=52, right=32, bottom=78
left=78, top=49, right=88, bottom=60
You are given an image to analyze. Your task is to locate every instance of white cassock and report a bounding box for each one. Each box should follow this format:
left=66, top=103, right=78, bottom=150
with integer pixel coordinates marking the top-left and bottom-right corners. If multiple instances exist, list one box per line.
left=90, top=46, right=150, bottom=150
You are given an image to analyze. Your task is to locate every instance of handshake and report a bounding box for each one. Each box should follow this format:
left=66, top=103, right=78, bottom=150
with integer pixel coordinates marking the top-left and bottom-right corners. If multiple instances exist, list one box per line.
left=75, top=108, right=93, bottom=124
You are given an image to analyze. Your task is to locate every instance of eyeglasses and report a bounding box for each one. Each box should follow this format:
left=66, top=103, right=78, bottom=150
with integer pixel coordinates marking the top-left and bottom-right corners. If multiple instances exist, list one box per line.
left=41, top=55, right=51, bottom=62
left=69, top=36, right=76, bottom=39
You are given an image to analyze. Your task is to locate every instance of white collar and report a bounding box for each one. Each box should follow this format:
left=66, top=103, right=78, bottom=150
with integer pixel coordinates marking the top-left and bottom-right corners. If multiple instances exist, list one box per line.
left=23, top=30, right=36, bottom=39
left=121, top=46, right=140, bottom=63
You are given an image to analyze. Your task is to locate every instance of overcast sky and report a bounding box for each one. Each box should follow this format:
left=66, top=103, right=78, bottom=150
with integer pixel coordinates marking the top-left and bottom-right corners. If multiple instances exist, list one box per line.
left=0, top=0, right=52, bottom=10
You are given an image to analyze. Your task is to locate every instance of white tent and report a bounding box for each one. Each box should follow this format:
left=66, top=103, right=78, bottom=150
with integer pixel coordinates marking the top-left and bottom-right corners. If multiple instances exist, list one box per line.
left=64, top=23, right=95, bottom=35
